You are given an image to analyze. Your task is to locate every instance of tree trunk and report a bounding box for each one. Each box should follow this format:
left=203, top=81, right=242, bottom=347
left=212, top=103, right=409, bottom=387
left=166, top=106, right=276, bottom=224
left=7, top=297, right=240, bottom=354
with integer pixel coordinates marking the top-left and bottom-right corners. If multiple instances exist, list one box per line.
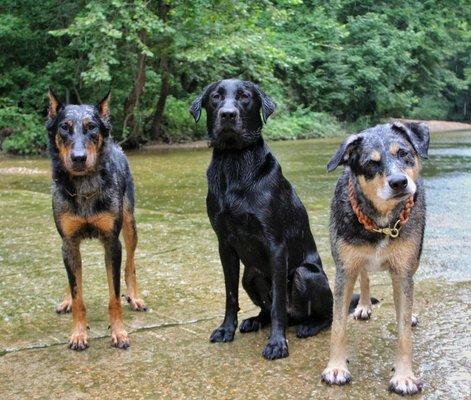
left=150, top=56, right=170, bottom=141
left=150, top=0, right=171, bottom=141
left=122, top=32, right=147, bottom=148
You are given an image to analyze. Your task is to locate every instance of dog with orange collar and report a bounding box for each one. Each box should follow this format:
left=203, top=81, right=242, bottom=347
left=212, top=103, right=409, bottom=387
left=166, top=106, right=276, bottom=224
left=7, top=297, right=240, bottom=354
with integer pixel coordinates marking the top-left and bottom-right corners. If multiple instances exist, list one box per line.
left=321, top=122, right=429, bottom=396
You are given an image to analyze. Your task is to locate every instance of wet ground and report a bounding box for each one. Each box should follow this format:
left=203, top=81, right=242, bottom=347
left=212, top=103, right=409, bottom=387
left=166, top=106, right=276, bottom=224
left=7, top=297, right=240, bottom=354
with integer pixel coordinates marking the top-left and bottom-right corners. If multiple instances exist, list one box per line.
left=0, top=131, right=470, bottom=399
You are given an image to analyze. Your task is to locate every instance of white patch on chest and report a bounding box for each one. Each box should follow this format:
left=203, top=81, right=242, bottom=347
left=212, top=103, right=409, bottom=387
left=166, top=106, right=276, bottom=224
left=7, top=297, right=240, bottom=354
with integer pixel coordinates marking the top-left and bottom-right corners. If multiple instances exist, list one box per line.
left=363, top=237, right=391, bottom=273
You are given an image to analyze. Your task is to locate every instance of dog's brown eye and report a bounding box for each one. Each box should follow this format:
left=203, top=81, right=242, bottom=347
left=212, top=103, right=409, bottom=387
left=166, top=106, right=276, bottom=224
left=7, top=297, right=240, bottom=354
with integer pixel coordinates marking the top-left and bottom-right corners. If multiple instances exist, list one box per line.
left=59, top=123, right=69, bottom=131
left=211, top=93, right=221, bottom=100
left=88, top=123, right=97, bottom=131
left=397, top=149, right=408, bottom=158
left=239, top=92, right=250, bottom=100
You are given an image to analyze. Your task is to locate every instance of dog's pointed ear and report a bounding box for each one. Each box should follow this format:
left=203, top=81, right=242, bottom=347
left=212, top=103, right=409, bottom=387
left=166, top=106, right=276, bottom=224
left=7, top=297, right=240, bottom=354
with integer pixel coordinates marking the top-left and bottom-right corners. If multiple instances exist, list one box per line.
left=47, top=88, right=62, bottom=119
left=327, top=133, right=363, bottom=172
left=392, top=122, right=430, bottom=159
left=97, top=90, right=111, bottom=119
left=254, top=85, right=276, bottom=123
left=189, top=84, right=213, bottom=123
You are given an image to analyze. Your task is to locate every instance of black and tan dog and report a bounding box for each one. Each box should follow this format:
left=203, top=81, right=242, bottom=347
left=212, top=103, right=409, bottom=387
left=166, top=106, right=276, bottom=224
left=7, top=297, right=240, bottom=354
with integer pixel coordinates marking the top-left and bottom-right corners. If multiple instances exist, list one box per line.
left=46, top=90, right=147, bottom=351
left=190, top=79, right=334, bottom=360
left=321, top=122, right=429, bottom=395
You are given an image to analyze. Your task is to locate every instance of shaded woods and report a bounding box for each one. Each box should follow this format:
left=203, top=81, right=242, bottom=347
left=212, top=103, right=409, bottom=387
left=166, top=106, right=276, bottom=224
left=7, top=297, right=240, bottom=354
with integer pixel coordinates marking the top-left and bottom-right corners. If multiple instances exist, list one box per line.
left=0, top=0, right=469, bottom=154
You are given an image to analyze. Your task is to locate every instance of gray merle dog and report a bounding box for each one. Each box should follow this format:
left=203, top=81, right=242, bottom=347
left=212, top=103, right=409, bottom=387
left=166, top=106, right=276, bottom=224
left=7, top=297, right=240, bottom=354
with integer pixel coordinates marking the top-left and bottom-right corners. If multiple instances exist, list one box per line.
left=321, top=122, right=429, bottom=395
left=46, top=90, right=147, bottom=351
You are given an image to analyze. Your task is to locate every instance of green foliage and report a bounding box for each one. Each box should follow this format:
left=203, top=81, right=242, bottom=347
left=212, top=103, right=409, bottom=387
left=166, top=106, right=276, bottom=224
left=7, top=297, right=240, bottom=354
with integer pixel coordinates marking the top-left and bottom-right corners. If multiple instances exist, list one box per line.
left=0, top=104, right=46, bottom=155
left=161, top=96, right=207, bottom=142
left=265, top=110, right=343, bottom=140
left=409, top=96, right=450, bottom=120
left=0, top=0, right=469, bottom=154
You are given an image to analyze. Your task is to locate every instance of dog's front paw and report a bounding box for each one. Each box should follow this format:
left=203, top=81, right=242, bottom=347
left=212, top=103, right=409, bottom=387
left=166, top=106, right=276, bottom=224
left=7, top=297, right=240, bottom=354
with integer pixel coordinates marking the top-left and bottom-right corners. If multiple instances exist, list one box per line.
left=69, top=329, right=89, bottom=351
left=321, top=364, right=351, bottom=385
left=240, top=317, right=262, bottom=333
left=56, top=297, right=72, bottom=314
left=210, top=326, right=235, bottom=343
left=262, top=337, right=288, bottom=360
left=389, top=373, right=423, bottom=395
left=353, top=304, right=372, bottom=320
left=124, top=295, right=148, bottom=312
left=111, top=329, right=130, bottom=349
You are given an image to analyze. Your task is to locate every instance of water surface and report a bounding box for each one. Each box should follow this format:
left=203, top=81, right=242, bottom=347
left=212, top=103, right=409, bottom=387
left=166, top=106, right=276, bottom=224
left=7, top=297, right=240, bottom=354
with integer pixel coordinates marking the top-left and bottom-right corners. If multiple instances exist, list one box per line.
left=0, top=131, right=470, bottom=399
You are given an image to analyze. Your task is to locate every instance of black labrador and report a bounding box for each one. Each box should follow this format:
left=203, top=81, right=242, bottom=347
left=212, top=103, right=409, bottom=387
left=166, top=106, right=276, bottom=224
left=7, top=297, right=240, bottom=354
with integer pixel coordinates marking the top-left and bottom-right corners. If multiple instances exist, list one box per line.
left=189, top=79, right=333, bottom=360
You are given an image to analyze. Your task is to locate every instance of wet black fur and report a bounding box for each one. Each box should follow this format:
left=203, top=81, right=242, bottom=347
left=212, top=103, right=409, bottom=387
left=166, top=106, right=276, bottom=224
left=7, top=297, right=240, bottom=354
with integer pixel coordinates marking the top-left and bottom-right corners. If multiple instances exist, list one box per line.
left=190, top=79, right=334, bottom=360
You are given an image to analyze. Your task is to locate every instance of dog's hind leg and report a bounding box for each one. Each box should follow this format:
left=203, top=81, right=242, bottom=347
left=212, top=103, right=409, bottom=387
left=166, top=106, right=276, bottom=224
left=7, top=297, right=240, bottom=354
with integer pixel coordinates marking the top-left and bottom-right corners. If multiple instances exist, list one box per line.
left=388, top=271, right=423, bottom=395
left=352, top=269, right=373, bottom=320
left=62, top=238, right=88, bottom=350
left=240, top=272, right=271, bottom=333
left=56, top=289, right=72, bottom=314
left=290, top=263, right=333, bottom=338
left=122, top=208, right=147, bottom=311
left=104, top=235, right=129, bottom=349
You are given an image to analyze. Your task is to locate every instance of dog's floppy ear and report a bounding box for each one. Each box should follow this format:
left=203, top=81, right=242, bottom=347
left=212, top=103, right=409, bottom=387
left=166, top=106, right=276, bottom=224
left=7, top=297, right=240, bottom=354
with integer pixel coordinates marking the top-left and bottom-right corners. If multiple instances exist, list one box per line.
left=254, top=85, right=276, bottom=123
left=97, top=90, right=111, bottom=119
left=392, top=122, right=430, bottom=159
left=189, top=84, right=213, bottom=123
left=326, top=133, right=363, bottom=172
left=47, top=88, right=62, bottom=119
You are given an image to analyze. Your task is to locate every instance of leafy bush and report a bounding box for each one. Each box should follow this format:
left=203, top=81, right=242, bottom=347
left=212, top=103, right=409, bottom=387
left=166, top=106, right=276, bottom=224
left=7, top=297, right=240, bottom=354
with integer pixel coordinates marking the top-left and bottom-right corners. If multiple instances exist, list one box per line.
left=0, top=104, right=46, bottom=155
left=264, top=109, right=344, bottom=140
left=161, top=96, right=207, bottom=142
left=408, top=96, right=450, bottom=120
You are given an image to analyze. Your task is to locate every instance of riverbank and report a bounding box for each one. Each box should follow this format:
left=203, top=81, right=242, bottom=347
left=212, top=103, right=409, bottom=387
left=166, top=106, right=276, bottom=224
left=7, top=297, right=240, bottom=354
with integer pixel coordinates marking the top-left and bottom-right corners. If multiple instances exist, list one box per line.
left=142, top=119, right=471, bottom=151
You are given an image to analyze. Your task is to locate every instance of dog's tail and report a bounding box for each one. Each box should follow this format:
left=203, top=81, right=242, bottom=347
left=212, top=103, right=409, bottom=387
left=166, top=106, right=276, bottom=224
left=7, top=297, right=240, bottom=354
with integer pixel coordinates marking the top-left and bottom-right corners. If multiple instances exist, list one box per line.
left=348, top=294, right=380, bottom=313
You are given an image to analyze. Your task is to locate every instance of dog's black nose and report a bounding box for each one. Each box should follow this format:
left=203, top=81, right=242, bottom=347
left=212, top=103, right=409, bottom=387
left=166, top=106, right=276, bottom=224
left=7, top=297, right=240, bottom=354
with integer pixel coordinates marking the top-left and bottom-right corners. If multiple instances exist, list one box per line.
left=220, top=108, right=238, bottom=121
left=71, top=152, right=87, bottom=164
left=388, top=175, right=408, bottom=191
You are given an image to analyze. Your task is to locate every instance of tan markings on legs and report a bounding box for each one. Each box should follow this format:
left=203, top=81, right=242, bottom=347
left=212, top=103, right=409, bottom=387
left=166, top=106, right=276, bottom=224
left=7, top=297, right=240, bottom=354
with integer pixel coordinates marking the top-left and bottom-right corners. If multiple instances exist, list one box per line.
left=56, top=289, right=72, bottom=314
left=353, top=269, right=373, bottom=320
left=322, top=259, right=359, bottom=385
left=122, top=208, right=147, bottom=311
left=65, top=241, right=88, bottom=350
left=389, top=271, right=423, bottom=395
left=105, top=243, right=129, bottom=349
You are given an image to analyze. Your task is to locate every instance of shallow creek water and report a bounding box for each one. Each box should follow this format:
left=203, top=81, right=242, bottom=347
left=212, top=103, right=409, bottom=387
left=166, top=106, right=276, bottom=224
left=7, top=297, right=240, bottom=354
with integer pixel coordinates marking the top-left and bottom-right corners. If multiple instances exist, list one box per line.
left=0, top=131, right=470, bottom=399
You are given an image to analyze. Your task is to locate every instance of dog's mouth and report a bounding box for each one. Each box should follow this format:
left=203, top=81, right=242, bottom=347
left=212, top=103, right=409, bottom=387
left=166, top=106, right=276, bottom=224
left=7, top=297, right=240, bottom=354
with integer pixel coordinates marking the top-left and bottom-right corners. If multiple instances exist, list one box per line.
left=391, top=191, right=410, bottom=200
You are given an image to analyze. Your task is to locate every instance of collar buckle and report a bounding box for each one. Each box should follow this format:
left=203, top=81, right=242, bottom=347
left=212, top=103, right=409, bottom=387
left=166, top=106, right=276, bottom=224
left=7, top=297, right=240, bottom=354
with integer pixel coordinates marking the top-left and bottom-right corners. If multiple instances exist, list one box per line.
left=372, top=220, right=401, bottom=238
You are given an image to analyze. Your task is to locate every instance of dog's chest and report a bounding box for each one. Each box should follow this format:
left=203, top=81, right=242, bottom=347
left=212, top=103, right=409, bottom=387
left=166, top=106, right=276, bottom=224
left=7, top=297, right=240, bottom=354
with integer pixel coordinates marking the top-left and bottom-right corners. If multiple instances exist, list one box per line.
left=363, top=238, right=391, bottom=273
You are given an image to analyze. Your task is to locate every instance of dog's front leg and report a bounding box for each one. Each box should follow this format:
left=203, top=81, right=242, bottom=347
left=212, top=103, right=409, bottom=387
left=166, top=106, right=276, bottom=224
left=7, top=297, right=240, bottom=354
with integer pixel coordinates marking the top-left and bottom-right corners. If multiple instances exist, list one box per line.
left=353, top=269, right=373, bottom=320
left=104, top=236, right=129, bottom=349
left=262, top=243, right=288, bottom=360
left=62, top=238, right=88, bottom=350
left=322, top=265, right=358, bottom=384
left=210, top=242, right=240, bottom=343
left=389, top=271, right=423, bottom=395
